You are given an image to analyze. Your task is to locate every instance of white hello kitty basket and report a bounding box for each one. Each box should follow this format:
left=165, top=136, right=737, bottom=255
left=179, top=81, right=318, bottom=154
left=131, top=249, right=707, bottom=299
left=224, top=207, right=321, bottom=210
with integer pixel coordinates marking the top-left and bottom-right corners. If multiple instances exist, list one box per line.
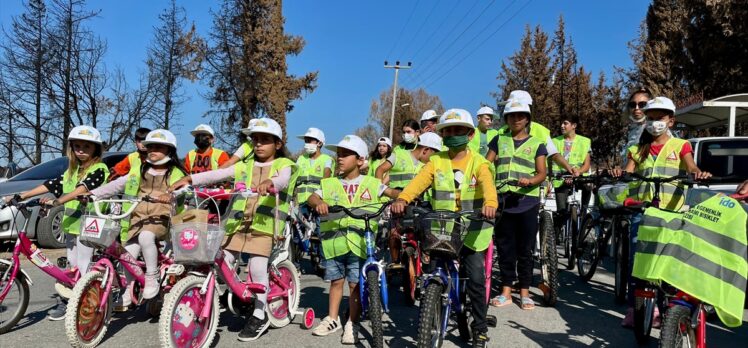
left=170, top=222, right=224, bottom=265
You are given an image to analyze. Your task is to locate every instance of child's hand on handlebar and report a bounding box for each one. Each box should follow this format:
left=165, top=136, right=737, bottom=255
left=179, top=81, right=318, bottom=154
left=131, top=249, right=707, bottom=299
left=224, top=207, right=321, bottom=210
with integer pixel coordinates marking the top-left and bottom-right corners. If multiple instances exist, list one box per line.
left=39, top=197, right=57, bottom=206
left=693, top=171, right=712, bottom=180
left=610, top=168, right=624, bottom=178
left=390, top=199, right=407, bottom=215
left=518, top=178, right=531, bottom=187
left=738, top=180, right=748, bottom=195
left=572, top=168, right=581, bottom=177
left=169, top=177, right=191, bottom=193
left=256, top=179, right=274, bottom=196
left=482, top=206, right=496, bottom=220
left=152, top=193, right=172, bottom=204
left=315, top=202, right=330, bottom=216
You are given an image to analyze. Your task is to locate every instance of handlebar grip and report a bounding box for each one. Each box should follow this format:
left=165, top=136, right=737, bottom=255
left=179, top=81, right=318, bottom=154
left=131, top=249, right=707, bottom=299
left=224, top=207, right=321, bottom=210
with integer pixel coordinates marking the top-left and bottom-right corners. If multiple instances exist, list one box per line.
left=328, top=205, right=344, bottom=213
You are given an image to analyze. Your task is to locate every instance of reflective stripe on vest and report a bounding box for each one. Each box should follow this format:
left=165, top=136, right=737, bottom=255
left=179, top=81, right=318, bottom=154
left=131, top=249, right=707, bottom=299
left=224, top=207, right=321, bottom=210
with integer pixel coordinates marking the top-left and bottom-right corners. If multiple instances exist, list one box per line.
left=224, top=158, right=297, bottom=236
left=430, top=150, right=493, bottom=252
left=494, top=134, right=542, bottom=197
left=628, top=138, right=688, bottom=211
left=295, top=153, right=333, bottom=204
left=187, top=148, right=226, bottom=172
left=551, top=135, right=590, bottom=188
left=632, top=194, right=748, bottom=327
left=62, top=162, right=110, bottom=235
left=319, top=176, right=383, bottom=258
left=120, top=168, right=185, bottom=241
left=388, top=146, right=419, bottom=189
left=468, top=128, right=499, bottom=157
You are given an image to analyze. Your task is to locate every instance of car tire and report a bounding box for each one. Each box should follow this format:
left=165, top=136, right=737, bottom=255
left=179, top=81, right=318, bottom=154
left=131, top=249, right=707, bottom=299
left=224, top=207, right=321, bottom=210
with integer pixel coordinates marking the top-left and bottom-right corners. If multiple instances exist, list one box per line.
left=37, top=205, right=66, bottom=249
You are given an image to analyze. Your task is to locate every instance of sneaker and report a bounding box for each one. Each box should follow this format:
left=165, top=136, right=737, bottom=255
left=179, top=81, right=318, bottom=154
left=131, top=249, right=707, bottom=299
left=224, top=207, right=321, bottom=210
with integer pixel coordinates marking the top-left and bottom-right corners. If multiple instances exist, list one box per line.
left=473, top=332, right=489, bottom=348
left=621, top=307, right=634, bottom=328
left=341, top=321, right=359, bottom=344
left=312, top=316, right=341, bottom=336
left=114, top=285, right=133, bottom=312
left=47, top=299, right=67, bottom=321
left=238, top=315, right=270, bottom=342
left=143, top=271, right=160, bottom=300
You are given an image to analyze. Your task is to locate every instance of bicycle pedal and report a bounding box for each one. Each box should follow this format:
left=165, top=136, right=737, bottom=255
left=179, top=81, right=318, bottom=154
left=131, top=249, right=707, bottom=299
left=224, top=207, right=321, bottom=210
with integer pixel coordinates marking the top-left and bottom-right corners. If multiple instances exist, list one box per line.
left=538, top=282, right=551, bottom=296
left=486, top=315, right=497, bottom=328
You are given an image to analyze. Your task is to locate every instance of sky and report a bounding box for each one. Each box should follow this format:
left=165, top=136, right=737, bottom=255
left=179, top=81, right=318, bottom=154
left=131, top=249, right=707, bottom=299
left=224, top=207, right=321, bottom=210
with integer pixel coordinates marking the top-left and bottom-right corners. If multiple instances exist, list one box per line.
left=0, top=0, right=651, bottom=158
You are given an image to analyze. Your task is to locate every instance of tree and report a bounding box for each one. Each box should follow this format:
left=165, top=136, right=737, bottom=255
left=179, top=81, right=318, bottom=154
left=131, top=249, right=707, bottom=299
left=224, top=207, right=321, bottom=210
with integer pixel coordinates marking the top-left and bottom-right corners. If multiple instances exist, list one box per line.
left=365, top=87, right=444, bottom=145
left=146, top=0, right=203, bottom=129
left=203, top=0, right=317, bottom=145
left=549, top=15, right=579, bottom=129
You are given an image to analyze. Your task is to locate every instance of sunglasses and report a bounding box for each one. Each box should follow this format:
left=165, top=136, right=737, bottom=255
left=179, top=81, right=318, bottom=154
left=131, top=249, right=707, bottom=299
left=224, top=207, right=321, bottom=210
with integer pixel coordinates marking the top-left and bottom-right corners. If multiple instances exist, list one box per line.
left=628, top=101, right=648, bottom=109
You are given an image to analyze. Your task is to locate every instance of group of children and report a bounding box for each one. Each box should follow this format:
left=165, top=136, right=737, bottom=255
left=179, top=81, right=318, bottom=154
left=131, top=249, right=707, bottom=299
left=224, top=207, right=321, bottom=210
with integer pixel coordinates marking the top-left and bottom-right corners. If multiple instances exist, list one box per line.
left=5, top=85, right=715, bottom=347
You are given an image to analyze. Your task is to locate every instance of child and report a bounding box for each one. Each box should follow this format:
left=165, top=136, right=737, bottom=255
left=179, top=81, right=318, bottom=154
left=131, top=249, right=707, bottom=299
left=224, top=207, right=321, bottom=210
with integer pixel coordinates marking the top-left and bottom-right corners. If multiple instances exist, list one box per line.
left=89, top=129, right=188, bottom=310
left=184, top=124, right=229, bottom=174
left=374, top=120, right=422, bottom=189
left=486, top=100, right=547, bottom=312
left=392, top=109, right=497, bottom=348
left=614, top=96, right=711, bottom=327
left=171, top=118, right=296, bottom=342
left=7, top=126, right=109, bottom=320
left=307, top=135, right=399, bottom=344
left=419, top=109, right=439, bottom=133
left=468, top=106, right=499, bottom=157
left=110, top=127, right=151, bottom=181
left=295, top=127, right=334, bottom=204
left=366, top=137, right=392, bottom=177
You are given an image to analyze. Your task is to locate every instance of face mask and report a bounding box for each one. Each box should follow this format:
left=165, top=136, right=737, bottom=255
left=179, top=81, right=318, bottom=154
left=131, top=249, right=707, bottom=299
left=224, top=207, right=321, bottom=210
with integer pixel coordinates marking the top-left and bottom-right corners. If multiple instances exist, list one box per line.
left=443, top=135, right=469, bottom=149
left=402, top=133, right=417, bottom=144
left=304, top=143, right=318, bottom=154
left=146, top=157, right=171, bottom=165
left=194, top=135, right=211, bottom=150
left=645, top=120, right=668, bottom=136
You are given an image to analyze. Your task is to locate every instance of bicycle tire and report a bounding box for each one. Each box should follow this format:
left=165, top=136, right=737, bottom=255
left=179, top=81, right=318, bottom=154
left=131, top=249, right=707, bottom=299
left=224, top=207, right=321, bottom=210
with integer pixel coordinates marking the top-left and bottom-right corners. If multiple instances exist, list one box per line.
left=416, top=282, right=444, bottom=348
left=0, top=262, right=30, bottom=334
left=267, top=260, right=301, bottom=328
left=660, top=304, right=696, bottom=348
left=158, top=275, right=219, bottom=348
left=367, top=269, right=384, bottom=348
left=634, top=293, right=655, bottom=345
left=576, top=214, right=600, bottom=281
left=539, top=211, right=558, bottom=306
left=65, top=270, right=113, bottom=348
left=614, top=219, right=629, bottom=305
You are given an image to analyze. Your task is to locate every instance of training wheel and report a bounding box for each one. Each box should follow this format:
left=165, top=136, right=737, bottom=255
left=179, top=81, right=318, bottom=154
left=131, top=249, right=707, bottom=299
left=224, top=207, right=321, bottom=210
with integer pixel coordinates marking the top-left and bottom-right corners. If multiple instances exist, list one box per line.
left=302, top=308, right=315, bottom=329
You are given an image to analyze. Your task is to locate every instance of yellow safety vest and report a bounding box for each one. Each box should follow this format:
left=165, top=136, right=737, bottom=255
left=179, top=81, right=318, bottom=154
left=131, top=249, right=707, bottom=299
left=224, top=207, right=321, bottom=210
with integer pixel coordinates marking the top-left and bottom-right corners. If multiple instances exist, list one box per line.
left=62, top=162, right=110, bottom=235
left=551, top=135, right=590, bottom=188
left=628, top=138, right=688, bottom=211
left=121, top=167, right=185, bottom=241
left=187, top=148, right=226, bottom=172
left=295, top=153, right=333, bottom=204
left=468, top=128, right=499, bottom=157
left=494, top=134, right=543, bottom=197
left=388, top=145, right=420, bottom=189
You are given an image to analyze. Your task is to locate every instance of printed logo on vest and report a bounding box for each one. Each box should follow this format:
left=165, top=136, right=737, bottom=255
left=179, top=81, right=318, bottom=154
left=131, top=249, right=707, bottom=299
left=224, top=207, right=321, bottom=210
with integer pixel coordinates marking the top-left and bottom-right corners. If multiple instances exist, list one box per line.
left=360, top=188, right=372, bottom=201
left=523, top=147, right=532, bottom=155
left=470, top=175, right=477, bottom=188
left=666, top=151, right=678, bottom=161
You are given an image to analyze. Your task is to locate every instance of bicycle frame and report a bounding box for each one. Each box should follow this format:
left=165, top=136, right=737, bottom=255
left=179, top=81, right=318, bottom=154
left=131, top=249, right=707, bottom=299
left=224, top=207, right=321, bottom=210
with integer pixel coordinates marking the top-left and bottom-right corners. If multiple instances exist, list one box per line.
left=360, top=216, right=390, bottom=314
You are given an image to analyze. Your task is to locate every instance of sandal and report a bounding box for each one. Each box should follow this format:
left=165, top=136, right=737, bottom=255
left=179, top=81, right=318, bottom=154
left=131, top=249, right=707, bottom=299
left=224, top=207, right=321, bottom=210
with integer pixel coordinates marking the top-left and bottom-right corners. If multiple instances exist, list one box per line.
left=489, top=295, right=512, bottom=307
left=520, top=297, right=535, bottom=310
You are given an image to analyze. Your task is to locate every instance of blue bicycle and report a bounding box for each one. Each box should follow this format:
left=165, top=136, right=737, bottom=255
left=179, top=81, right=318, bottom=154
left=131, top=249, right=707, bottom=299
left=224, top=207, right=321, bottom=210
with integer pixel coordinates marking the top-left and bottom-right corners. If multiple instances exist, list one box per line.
left=412, top=207, right=495, bottom=348
left=329, top=202, right=391, bottom=348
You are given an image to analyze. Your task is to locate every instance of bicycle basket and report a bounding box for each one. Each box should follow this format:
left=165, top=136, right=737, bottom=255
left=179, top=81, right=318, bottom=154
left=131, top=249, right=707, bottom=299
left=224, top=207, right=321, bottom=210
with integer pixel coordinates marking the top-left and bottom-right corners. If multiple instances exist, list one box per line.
left=79, top=215, right=121, bottom=249
left=170, top=222, right=224, bottom=265
left=597, top=183, right=629, bottom=209
left=421, top=215, right=468, bottom=259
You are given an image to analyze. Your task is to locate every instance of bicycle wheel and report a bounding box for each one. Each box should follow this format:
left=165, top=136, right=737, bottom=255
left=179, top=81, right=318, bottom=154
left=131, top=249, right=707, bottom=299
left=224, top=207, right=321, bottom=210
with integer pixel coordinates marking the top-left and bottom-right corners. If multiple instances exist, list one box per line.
left=660, top=304, right=696, bottom=348
left=576, top=214, right=600, bottom=281
left=539, top=211, right=558, bottom=306
left=0, top=261, right=29, bottom=334
left=416, top=282, right=444, bottom=348
left=65, top=270, right=113, bottom=348
left=366, top=269, right=384, bottom=348
left=614, top=219, right=629, bottom=305
left=267, top=260, right=301, bottom=328
left=633, top=293, right=656, bottom=345
left=159, top=275, right=219, bottom=348
left=402, top=247, right=417, bottom=306
left=566, top=205, right=579, bottom=270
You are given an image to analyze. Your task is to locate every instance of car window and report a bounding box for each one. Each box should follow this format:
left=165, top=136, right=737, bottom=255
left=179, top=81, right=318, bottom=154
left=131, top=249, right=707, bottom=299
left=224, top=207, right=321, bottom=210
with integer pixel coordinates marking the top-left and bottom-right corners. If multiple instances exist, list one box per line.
left=9, top=157, right=68, bottom=181
left=698, top=139, right=748, bottom=182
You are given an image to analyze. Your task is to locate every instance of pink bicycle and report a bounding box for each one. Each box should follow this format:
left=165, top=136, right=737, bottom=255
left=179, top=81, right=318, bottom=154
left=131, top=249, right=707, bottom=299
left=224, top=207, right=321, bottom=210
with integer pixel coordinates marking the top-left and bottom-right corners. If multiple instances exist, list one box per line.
left=64, top=194, right=178, bottom=348
left=159, top=187, right=313, bottom=348
left=0, top=198, right=81, bottom=334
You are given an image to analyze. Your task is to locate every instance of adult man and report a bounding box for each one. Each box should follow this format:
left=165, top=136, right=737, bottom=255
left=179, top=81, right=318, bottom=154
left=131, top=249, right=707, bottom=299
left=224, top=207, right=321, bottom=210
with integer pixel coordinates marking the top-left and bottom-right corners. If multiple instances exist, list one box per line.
left=468, top=106, right=499, bottom=157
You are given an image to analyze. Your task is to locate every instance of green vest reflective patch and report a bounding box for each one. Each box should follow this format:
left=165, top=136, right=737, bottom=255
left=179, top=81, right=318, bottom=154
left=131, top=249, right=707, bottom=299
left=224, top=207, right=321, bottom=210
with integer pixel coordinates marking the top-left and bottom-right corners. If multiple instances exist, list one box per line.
left=319, top=176, right=383, bottom=258
left=494, top=134, right=542, bottom=197
left=121, top=168, right=186, bottom=241
left=224, top=158, right=298, bottom=236
left=468, top=128, right=499, bottom=157
left=388, top=146, right=419, bottom=189
left=295, top=153, right=333, bottom=204
left=187, top=148, right=226, bottom=172
left=632, top=194, right=748, bottom=327
left=551, top=135, right=590, bottom=188
left=628, top=138, right=688, bottom=211
left=62, top=162, right=110, bottom=235
left=430, top=151, right=493, bottom=252
left=127, top=152, right=142, bottom=174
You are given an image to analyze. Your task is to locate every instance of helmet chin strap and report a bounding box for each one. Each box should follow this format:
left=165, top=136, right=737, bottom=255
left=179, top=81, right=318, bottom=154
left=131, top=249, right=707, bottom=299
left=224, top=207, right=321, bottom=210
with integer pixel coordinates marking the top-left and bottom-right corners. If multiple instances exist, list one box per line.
left=629, top=114, right=646, bottom=123
left=146, top=157, right=171, bottom=165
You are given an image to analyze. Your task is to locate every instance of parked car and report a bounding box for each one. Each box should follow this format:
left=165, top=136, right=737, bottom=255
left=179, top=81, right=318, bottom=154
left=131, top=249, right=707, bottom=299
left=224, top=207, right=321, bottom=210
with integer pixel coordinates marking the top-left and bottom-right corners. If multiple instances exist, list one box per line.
left=0, top=152, right=128, bottom=248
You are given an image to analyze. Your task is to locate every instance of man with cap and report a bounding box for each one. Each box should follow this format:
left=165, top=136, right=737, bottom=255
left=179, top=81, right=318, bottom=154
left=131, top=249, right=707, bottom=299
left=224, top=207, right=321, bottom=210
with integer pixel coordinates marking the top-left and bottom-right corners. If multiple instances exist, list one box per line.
left=497, top=90, right=579, bottom=177
left=307, top=135, right=400, bottom=344
left=184, top=124, right=229, bottom=174
left=468, top=106, right=499, bottom=157
left=420, top=109, right=439, bottom=133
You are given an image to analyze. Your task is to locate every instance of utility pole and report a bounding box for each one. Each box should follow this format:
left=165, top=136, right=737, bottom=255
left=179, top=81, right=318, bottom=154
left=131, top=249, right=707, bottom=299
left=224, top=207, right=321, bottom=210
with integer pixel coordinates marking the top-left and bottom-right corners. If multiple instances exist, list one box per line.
left=384, top=61, right=411, bottom=140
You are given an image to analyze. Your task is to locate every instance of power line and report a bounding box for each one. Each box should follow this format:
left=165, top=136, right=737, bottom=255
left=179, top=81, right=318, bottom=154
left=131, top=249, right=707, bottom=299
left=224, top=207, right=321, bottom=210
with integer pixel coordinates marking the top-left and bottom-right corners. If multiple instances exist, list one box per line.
left=420, top=0, right=533, bottom=90
left=411, top=0, right=519, bottom=88
left=400, top=0, right=496, bottom=87
left=399, top=0, right=442, bottom=61
left=408, top=0, right=460, bottom=65
left=384, top=0, right=421, bottom=61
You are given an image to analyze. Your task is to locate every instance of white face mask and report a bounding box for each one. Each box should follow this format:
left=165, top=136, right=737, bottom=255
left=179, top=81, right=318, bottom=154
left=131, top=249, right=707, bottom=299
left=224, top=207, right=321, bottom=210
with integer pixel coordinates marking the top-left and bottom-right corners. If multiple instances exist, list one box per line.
left=402, top=133, right=417, bottom=144
left=146, top=157, right=171, bottom=165
left=304, top=143, right=318, bottom=154
left=645, top=120, right=668, bottom=136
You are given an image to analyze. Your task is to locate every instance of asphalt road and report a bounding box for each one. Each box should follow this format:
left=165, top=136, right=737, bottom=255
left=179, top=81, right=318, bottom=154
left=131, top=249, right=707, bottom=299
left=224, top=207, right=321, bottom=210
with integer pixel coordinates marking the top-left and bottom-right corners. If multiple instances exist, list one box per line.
left=1, top=244, right=746, bottom=347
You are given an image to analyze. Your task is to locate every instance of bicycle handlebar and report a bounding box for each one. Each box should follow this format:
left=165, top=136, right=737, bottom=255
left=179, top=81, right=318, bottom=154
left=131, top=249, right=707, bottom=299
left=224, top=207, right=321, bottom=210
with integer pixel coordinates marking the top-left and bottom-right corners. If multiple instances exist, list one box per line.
left=407, top=205, right=495, bottom=226
left=328, top=201, right=391, bottom=221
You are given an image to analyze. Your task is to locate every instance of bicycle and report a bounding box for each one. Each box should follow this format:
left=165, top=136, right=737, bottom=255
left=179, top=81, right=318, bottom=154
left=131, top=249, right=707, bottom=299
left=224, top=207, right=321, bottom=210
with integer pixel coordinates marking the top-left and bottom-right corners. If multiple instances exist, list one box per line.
left=289, top=198, right=324, bottom=276
left=0, top=198, right=81, bottom=334
left=159, top=187, right=313, bottom=348
left=536, top=181, right=559, bottom=306
left=413, top=207, right=496, bottom=347
left=551, top=173, right=588, bottom=270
